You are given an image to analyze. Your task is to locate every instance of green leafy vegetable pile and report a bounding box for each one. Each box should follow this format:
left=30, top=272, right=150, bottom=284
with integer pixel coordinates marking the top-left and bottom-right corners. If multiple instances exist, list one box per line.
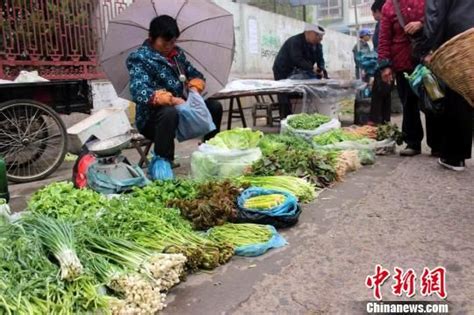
left=287, top=113, right=331, bottom=130
left=312, top=129, right=365, bottom=146
left=168, top=180, right=244, bottom=230
left=258, top=134, right=312, bottom=155
left=250, top=149, right=338, bottom=188
left=28, top=181, right=234, bottom=271
left=0, top=222, right=109, bottom=314
left=206, top=128, right=263, bottom=149
left=131, top=179, right=198, bottom=205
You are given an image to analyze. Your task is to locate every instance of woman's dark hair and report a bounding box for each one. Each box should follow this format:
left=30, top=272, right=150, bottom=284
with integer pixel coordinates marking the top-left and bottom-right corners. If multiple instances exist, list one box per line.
left=149, top=15, right=180, bottom=41
left=371, top=0, right=386, bottom=12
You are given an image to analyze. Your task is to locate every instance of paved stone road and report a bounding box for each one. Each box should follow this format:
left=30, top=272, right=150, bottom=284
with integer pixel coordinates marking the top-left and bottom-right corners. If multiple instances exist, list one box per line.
left=164, top=154, right=473, bottom=315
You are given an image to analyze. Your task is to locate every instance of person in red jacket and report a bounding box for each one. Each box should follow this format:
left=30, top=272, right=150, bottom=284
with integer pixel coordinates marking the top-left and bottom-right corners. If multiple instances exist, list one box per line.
left=378, top=0, right=441, bottom=156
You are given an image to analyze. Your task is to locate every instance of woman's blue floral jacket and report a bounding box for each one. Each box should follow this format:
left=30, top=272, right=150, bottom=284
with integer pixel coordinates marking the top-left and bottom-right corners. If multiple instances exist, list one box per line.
left=126, top=41, right=204, bottom=131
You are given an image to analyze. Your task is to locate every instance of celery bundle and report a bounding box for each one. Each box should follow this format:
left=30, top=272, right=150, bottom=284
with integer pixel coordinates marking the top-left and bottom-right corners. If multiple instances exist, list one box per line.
left=237, top=176, right=317, bottom=203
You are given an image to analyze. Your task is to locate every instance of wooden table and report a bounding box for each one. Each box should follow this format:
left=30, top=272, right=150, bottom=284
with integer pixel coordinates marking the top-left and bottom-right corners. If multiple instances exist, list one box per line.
left=209, top=79, right=362, bottom=129
left=209, top=90, right=292, bottom=130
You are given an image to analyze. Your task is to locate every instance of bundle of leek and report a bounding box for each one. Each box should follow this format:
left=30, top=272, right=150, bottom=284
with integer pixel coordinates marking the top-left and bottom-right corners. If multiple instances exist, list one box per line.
left=22, top=214, right=83, bottom=281
left=85, top=234, right=186, bottom=291
left=86, top=255, right=167, bottom=314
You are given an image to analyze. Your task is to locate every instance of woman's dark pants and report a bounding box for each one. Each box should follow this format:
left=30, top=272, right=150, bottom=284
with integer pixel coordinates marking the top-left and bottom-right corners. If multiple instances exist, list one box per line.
left=142, top=100, right=223, bottom=161
left=370, top=70, right=392, bottom=124
left=440, top=87, right=472, bottom=161
left=396, top=72, right=443, bottom=152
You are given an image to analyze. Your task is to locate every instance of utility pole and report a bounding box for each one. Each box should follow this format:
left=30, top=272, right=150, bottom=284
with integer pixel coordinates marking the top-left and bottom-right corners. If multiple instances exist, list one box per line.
left=354, top=1, right=361, bottom=79
left=354, top=0, right=360, bottom=35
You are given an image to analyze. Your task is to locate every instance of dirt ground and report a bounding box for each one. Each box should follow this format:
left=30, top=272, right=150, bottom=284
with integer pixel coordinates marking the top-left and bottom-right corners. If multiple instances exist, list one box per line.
left=7, top=112, right=474, bottom=314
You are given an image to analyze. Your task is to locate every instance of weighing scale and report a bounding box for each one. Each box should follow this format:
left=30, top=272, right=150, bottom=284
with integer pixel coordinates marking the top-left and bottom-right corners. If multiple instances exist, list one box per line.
left=86, top=134, right=148, bottom=193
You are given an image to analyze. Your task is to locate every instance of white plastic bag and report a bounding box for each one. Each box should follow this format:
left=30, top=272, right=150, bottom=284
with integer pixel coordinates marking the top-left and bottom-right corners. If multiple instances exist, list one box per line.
left=280, top=115, right=341, bottom=141
left=191, top=144, right=262, bottom=180
left=13, top=71, right=49, bottom=83
left=175, top=91, right=216, bottom=142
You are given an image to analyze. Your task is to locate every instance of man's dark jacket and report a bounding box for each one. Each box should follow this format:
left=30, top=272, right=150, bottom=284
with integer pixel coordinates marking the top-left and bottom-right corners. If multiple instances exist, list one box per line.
left=272, top=33, right=325, bottom=80
left=423, top=0, right=474, bottom=52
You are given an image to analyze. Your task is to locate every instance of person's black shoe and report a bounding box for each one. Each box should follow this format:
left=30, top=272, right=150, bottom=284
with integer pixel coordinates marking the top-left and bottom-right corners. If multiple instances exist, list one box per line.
left=400, top=147, right=421, bottom=156
left=438, top=158, right=465, bottom=171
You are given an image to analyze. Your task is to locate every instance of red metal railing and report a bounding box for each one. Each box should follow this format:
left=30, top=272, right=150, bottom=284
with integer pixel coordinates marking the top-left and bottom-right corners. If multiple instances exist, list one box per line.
left=0, top=0, right=135, bottom=81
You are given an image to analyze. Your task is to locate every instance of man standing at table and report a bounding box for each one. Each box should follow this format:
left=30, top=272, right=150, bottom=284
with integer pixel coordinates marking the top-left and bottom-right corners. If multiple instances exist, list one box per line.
left=272, top=24, right=328, bottom=118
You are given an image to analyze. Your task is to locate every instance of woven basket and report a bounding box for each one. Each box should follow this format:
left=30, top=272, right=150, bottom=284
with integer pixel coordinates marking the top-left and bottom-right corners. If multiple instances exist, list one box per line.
left=430, top=28, right=474, bottom=107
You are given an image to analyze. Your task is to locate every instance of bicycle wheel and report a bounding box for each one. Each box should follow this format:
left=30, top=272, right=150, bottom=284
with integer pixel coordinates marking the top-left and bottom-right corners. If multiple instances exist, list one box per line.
left=0, top=100, right=68, bottom=183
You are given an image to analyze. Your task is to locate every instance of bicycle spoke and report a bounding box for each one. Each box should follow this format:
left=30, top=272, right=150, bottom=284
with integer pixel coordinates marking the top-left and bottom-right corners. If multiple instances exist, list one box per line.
left=23, top=108, right=40, bottom=138
left=0, top=127, right=19, bottom=142
left=30, top=133, right=63, bottom=144
left=7, top=151, right=21, bottom=173
left=0, top=111, right=19, bottom=131
left=0, top=139, right=20, bottom=147
left=10, top=108, right=23, bottom=135
left=28, top=122, right=58, bottom=140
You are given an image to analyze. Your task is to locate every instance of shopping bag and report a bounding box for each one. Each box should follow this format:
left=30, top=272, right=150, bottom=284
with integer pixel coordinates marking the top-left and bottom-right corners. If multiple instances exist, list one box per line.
left=175, top=91, right=216, bottom=142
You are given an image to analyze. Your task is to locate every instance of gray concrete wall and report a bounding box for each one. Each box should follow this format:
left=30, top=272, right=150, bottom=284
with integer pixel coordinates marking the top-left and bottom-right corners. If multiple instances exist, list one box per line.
left=91, top=1, right=357, bottom=112
left=214, top=0, right=356, bottom=80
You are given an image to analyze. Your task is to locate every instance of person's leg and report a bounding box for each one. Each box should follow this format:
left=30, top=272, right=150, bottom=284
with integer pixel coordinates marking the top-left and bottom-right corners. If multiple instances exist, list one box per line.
left=142, top=106, right=178, bottom=161
left=277, top=94, right=292, bottom=119
left=440, top=87, right=473, bottom=163
left=382, top=84, right=392, bottom=123
left=396, top=72, right=423, bottom=152
left=370, top=74, right=384, bottom=124
left=203, top=99, right=223, bottom=141
left=425, top=111, right=443, bottom=155
left=273, top=71, right=292, bottom=119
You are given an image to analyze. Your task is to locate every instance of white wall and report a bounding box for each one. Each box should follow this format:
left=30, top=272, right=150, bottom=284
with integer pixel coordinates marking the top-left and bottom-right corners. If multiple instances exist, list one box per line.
left=92, top=1, right=357, bottom=111
left=213, top=0, right=356, bottom=80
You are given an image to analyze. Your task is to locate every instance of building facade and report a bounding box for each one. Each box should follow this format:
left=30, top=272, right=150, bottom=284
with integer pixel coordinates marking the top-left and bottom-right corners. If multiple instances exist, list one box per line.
left=313, top=0, right=376, bottom=35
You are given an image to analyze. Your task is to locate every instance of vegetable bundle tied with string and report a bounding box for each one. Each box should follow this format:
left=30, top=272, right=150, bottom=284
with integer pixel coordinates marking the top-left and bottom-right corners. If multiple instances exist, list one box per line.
left=22, top=214, right=83, bottom=281
left=82, top=235, right=188, bottom=314
left=86, top=255, right=168, bottom=314
left=85, top=235, right=187, bottom=292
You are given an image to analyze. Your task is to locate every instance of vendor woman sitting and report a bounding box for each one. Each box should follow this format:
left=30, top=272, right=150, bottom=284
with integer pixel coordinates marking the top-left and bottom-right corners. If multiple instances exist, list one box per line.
left=127, top=15, right=222, bottom=180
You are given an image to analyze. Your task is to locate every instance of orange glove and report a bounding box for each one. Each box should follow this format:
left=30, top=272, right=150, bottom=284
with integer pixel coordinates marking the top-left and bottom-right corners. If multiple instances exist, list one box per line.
left=188, top=78, right=206, bottom=93
left=150, top=90, right=173, bottom=106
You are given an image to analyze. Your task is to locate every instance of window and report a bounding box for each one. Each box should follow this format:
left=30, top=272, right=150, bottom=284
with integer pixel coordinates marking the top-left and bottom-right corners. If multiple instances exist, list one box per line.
left=318, top=0, right=342, bottom=19
left=350, top=0, right=371, bottom=6
left=245, top=0, right=306, bottom=21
